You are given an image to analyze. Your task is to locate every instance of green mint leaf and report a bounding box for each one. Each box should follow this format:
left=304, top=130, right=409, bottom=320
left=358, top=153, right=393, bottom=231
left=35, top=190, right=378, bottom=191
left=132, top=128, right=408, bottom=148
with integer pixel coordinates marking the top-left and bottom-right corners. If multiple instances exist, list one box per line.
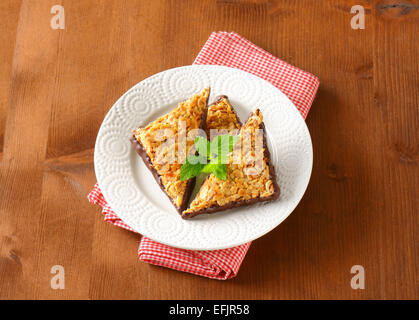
left=201, top=163, right=217, bottom=173
left=208, top=138, right=218, bottom=161
left=201, top=163, right=227, bottom=180
left=180, top=155, right=206, bottom=181
left=194, top=136, right=210, bottom=159
left=209, top=135, right=226, bottom=163
left=209, top=134, right=238, bottom=164
left=185, top=154, right=206, bottom=165
left=181, top=134, right=236, bottom=181
left=212, top=164, right=227, bottom=180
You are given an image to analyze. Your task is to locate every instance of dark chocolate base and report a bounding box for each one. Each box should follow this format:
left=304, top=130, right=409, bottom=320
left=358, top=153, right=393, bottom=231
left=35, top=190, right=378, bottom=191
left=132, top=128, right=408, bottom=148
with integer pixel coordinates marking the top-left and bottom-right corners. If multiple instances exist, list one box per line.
left=182, top=113, right=280, bottom=219
left=130, top=89, right=209, bottom=215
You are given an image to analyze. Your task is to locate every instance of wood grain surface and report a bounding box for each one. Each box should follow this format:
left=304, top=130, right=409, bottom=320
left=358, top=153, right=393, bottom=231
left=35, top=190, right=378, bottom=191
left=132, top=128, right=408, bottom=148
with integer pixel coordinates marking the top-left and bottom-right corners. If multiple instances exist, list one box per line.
left=0, top=0, right=418, bottom=300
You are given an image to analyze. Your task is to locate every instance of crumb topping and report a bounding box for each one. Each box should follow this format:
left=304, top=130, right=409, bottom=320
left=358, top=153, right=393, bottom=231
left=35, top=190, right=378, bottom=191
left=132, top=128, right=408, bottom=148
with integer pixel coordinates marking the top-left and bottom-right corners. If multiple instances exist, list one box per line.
left=134, top=88, right=209, bottom=207
left=206, top=97, right=241, bottom=137
left=183, top=109, right=276, bottom=214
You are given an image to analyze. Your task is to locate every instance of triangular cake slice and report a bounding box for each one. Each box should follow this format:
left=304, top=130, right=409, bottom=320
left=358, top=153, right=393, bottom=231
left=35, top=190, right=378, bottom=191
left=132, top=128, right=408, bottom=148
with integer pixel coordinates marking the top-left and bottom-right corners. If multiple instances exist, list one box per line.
left=130, top=87, right=210, bottom=214
left=205, top=95, right=242, bottom=138
left=182, top=109, right=280, bottom=218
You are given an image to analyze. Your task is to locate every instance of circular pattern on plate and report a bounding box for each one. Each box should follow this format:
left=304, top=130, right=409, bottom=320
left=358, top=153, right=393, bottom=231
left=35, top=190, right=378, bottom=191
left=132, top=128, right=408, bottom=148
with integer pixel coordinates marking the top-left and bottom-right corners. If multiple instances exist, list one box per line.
left=94, top=65, right=313, bottom=250
left=199, top=218, right=242, bottom=246
left=100, top=174, right=142, bottom=206
left=213, top=69, right=259, bottom=107
left=145, top=212, right=192, bottom=244
left=163, top=67, right=211, bottom=100
left=97, top=130, right=130, bottom=161
left=117, top=83, right=161, bottom=128
left=259, top=95, right=297, bottom=134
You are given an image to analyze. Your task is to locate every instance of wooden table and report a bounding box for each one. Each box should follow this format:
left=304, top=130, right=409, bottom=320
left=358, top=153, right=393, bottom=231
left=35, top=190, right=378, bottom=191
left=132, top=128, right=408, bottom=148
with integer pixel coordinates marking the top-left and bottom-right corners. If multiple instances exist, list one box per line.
left=0, top=0, right=418, bottom=300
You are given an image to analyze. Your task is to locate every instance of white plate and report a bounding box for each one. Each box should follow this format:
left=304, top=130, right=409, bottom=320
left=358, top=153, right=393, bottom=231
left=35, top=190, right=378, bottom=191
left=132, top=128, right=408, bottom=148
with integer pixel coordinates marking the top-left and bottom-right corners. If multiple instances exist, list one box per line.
left=94, top=65, right=313, bottom=250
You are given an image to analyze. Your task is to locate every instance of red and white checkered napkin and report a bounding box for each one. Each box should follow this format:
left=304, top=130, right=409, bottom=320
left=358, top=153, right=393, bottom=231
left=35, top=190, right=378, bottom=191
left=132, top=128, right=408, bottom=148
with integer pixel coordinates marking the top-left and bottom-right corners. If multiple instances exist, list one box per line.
left=88, top=31, right=319, bottom=280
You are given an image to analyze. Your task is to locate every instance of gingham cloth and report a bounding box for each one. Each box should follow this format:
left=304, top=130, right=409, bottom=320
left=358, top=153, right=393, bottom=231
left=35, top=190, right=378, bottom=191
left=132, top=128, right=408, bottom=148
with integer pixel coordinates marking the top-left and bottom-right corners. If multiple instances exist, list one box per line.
left=88, top=32, right=319, bottom=280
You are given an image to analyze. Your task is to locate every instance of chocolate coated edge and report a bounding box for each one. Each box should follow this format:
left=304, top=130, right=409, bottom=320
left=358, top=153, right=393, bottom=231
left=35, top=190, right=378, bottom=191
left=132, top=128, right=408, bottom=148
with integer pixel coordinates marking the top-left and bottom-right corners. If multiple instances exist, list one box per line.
left=130, top=89, right=210, bottom=215
left=181, top=112, right=280, bottom=219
